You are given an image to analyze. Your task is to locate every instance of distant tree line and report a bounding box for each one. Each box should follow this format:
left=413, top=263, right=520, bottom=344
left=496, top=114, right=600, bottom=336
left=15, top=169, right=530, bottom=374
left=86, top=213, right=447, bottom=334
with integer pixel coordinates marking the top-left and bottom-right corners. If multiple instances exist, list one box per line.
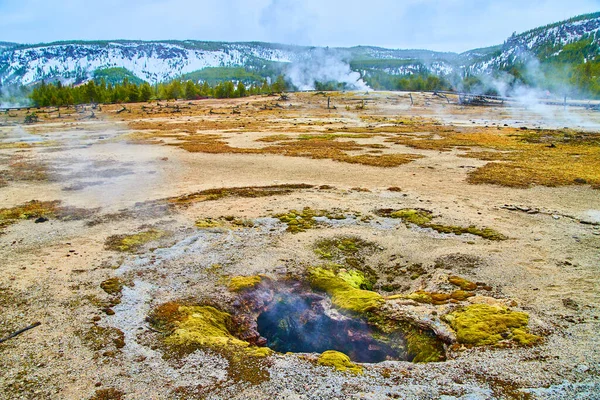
left=363, top=71, right=453, bottom=92
left=20, top=43, right=600, bottom=108
left=29, top=75, right=288, bottom=107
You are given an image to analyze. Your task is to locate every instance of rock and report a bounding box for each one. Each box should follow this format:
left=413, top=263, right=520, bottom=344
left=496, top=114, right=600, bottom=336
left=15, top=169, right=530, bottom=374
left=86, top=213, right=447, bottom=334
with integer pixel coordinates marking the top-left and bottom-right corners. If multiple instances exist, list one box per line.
left=275, top=266, right=287, bottom=274
left=562, top=298, right=579, bottom=311
left=34, top=217, right=49, bottom=223
left=230, top=314, right=267, bottom=346
left=577, top=364, right=590, bottom=373
left=466, top=296, right=516, bottom=309
left=382, top=301, right=457, bottom=344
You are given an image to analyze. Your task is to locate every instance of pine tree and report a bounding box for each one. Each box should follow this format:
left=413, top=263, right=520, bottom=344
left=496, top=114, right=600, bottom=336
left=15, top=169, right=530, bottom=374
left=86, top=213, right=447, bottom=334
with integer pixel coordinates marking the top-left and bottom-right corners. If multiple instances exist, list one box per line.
left=214, top=83, right=225, bottom=98
left=236, top=82, right=247, bottom=98
left=200, top=81, right=211, bottom=97
left=272, top=75, right=287, bottom=92
left=85, top=81, right=98, bottom=103
left=128, top=84, right=140, bottom=103
left=139, top=83, right=152, bottom=102
left=260, top=79, right=270, bottom=94
left=224, top=81, right=235, bottom=98
left=184, top=80, right=198, bottom=100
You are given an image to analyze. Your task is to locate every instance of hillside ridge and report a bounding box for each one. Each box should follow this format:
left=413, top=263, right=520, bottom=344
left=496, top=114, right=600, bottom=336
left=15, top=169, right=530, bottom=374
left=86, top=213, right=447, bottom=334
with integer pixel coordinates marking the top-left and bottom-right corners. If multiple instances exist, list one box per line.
left=1, top=12, right=599, bottom=93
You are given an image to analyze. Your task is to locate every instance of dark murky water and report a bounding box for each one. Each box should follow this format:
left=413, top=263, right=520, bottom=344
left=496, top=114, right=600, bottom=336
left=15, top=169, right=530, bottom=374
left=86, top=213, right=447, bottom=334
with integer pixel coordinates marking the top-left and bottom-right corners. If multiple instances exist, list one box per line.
left=256, top=289, right=407, bottom=363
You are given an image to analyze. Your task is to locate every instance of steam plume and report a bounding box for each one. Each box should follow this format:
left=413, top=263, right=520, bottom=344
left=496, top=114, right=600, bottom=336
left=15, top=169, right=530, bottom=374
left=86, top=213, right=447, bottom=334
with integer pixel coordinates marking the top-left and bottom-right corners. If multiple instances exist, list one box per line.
left=286, top=48, right=370, bottom=91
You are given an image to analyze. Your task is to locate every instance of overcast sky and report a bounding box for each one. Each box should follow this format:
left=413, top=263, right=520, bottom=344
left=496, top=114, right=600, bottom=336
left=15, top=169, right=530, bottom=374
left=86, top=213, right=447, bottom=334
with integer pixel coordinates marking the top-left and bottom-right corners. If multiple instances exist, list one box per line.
left=0, top=0, right=598, bottom=52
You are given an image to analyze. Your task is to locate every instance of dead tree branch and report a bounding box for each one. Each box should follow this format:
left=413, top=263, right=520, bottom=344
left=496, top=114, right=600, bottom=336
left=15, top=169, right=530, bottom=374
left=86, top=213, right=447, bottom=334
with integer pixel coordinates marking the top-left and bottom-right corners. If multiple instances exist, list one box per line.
left=0, top=322, right=41, bottom=344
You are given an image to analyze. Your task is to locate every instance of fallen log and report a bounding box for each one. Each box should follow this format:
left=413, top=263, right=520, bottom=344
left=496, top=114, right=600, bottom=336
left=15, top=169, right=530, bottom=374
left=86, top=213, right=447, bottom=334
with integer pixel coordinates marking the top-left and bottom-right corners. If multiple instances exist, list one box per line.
left=0, top=322, right=41, bottom=344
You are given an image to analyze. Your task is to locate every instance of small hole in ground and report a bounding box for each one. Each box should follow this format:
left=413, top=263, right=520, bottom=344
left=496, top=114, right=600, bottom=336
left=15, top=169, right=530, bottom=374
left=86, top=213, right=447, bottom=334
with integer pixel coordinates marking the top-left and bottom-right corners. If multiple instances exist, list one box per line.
left=254, top=284, right=408, bottom=363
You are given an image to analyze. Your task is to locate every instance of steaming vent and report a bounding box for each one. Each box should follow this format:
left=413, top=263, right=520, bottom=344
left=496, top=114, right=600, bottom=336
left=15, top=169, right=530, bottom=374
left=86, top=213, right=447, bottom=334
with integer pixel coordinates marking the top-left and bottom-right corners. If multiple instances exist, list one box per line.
left=236, top=281, right=408, bottom=363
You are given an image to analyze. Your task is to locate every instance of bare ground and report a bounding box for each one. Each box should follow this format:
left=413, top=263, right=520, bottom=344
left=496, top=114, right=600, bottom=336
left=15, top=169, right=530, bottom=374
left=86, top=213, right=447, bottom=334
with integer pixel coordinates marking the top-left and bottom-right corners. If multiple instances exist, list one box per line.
left=1, top=92, right=599, bottom=399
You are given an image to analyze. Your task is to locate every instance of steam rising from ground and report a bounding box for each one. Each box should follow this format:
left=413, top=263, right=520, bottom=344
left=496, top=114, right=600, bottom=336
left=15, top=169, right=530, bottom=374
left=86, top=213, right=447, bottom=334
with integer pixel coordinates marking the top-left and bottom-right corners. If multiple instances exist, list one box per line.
left=286, top=48, right=370, bottom=91
left=462, top=53, right=600, bottom=129
left=0, top=86, right=30, bottom=108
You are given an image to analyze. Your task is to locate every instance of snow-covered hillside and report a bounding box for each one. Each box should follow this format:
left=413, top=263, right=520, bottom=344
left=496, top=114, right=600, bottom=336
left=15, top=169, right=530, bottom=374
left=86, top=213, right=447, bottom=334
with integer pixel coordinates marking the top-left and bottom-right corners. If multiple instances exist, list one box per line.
left=0, top=41, right=303, bottom=85
left=1, top=40, right=452, bottom=86
left=469, top=12, right=600, bottom=73
left=1, top=12, right=599, bottom=86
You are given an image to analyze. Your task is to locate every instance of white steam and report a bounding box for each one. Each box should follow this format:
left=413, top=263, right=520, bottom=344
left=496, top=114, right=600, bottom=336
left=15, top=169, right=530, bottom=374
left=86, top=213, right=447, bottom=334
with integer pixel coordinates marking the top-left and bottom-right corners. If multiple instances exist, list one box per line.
left=0, top=85, right=30, bottom=108
left=463, top=53, right=600, bottom=129
left=286, top=48, right=370, bottom=91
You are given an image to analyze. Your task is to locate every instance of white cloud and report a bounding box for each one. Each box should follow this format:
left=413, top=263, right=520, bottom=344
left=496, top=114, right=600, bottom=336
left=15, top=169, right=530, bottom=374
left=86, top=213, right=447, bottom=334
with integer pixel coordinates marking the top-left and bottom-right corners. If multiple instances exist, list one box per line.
left=259, top=0, right=318, bottom=45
